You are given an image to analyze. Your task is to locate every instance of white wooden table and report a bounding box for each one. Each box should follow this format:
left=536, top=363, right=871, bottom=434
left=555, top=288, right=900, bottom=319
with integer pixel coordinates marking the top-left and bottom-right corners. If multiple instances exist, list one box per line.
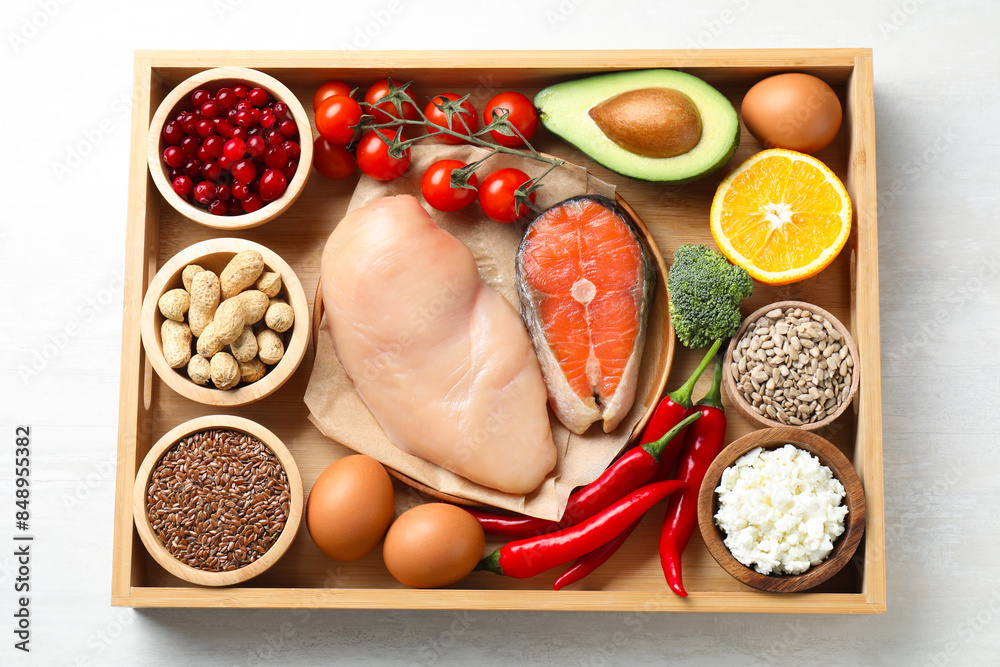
left=2, top=0, right=998, bottom=664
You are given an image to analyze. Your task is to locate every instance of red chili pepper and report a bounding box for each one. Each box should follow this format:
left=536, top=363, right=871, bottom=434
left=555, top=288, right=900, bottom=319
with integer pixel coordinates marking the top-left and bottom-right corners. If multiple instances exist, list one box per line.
left=546, top=341, right=724, bottom=588
left=553, top=517, right=640, bottom=591
left=476, top=480, right=687, bottom=579
left=466, top=411, right=701, bottom=537
left=642, top=339, right=722, bottom=481
left=659, top=345, right=727, bottom=597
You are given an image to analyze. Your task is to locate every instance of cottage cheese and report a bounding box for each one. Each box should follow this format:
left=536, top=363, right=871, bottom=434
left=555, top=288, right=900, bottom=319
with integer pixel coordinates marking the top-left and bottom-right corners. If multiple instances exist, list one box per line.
left=714, top=444, right=848, bottom=575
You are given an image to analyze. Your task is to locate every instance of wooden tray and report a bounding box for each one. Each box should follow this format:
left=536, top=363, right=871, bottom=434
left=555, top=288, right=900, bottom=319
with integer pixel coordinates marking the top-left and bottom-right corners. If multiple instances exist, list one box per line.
left=113, top=49, right=884, bottom=613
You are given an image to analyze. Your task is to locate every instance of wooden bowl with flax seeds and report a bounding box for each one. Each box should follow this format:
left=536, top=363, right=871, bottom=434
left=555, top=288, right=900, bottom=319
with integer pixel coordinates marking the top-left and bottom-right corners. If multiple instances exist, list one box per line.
left=132, top=415, right=303, bottom=586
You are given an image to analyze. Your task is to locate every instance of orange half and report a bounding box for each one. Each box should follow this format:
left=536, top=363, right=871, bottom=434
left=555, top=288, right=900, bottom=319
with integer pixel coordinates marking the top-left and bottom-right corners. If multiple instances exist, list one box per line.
left=710, top=149, right=852, bottom=285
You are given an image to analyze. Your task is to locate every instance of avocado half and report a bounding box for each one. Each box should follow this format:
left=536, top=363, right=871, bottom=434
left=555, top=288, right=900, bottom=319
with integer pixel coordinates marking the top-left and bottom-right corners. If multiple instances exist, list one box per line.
left=535, top=69, right=740, bottom=183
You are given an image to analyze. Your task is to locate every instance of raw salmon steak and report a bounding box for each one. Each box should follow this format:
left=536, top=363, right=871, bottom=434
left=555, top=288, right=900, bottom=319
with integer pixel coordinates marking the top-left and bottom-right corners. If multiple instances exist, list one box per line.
left=321, top=195, right=557, bottom=495
left=516, top=195, right=656, bottom=435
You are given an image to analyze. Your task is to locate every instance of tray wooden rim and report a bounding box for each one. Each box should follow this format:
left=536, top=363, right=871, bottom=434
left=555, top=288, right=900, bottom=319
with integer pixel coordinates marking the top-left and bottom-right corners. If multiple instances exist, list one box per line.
left=113, top=49, right=884, bottom=614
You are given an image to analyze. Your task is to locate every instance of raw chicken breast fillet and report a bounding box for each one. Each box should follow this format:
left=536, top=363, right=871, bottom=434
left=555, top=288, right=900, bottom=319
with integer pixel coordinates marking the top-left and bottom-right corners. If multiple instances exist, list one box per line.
left=321, top=195, right=556, bottom=495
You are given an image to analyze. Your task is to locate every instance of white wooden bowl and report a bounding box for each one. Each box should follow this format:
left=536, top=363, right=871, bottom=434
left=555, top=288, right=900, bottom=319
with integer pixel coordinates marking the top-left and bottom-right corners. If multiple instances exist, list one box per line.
left=140, top=238, right=309, bottom=406
left=147, top=66, right=312, bottom=230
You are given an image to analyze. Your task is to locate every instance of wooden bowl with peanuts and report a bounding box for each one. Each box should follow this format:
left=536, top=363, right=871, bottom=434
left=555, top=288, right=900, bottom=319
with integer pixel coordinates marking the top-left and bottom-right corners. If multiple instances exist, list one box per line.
left=140, top=238, right=309, bottom=406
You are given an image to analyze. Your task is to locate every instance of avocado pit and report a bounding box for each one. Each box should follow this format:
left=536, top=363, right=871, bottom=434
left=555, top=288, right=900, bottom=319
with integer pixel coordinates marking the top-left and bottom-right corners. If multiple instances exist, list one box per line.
left=588, top=88, right=702, bottom=159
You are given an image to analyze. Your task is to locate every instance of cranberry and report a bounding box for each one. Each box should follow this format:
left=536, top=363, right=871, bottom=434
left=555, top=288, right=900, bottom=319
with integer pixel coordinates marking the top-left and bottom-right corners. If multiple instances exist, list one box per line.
left=260, top=111, right=277, bottom=129
left=231, top=126, right=249, bottom=142
left=264, top=146, right=288, bottom=170
left=231, top=181, right=250, bottom=200
left=232, top=83, right=249, bottom=100
left=228, top=197, right=244, bottom=215
left=181, top=113, right=199, bottom=135
left=258, top=169, right=287, bottom=202
left=281, top=140, right=301, bottom=162
left=280, top=160, right=298, bottom=181
left=271, top=102, right=289, bottom=120
left=197, top=145, right=212, bottom=163
left=194, top=181, right=217, bottom=204
left=250, top=108, right=261, bottom=125
left=242, top=193, right=264, bottom=213
left=217, top=154, right=232, bottom=171
left=180, top=135, right=199, bottom=156
left=278, top=119, right=298, bottom=138
left=182, top=159, right=202, bottom=177
left=215, top=183, right=231, bottom=201
left=208, top=199, right=228, bottom=216
left=162, top=120, right=183, bottom=145
left=236, top=100, right=254, bottom=112
left=168, top=167, right=184, bottom=181
left=200, top=100, right=221, bottom=119
left=246, top=135, right=266, bottom=159
left=213, top=118, right=234, bottom=138
left=248, top=87, right=269, bottom=107
left=200, top=161, right=223, bottom=182
left=223, top=138, right=247, bottom=161
left=217, top=88, right=237, bottom=110
left=202, top=135, right=225, bottom=159
left=172, top=175, right=193, bottom=197
left=264, top=129, right=284, bottom=148
left=191, top=89, right=212, bottom=107
left=231, top=159, right=257, bottom=184
left=226, top=108, right=239, bottom=124
left=163, top=146, right=185, bottom=168
left=196, top=119, right=214, bottom=137
left=235, top=110, right=254, bottom=128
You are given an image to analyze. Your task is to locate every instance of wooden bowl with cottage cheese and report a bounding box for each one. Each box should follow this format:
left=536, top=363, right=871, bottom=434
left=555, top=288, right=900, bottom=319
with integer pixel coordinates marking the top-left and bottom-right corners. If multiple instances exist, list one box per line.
left=697, top=428, right=866, bottom=593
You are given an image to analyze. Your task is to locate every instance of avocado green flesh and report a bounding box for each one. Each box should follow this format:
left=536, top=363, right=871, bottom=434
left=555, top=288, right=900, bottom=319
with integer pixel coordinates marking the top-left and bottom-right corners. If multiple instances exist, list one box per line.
left=535, top=69, right=740, bottom=183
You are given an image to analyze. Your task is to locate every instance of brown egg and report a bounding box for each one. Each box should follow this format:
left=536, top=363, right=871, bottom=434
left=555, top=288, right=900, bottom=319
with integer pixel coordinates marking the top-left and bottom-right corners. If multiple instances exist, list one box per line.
left=741, top=73, right=842, bottom=154
left=306, top=455, right=395, bottom=561
left=382, top=503, right=486, bottom=588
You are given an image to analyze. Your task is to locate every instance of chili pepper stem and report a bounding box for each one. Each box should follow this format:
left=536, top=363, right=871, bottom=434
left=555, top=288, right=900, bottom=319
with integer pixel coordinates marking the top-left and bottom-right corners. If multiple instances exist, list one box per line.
left=667, top=339, right=722, bottom=408
left=475, top=549, right=503, bottom=575
left=695, top=343, right=726, bottom=411
left=641, top=411, right=701, bottom=461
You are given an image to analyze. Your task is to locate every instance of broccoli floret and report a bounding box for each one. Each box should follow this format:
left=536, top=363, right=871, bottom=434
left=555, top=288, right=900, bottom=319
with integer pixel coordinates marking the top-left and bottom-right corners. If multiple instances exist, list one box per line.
left=668, top=244, right=753, bottom=349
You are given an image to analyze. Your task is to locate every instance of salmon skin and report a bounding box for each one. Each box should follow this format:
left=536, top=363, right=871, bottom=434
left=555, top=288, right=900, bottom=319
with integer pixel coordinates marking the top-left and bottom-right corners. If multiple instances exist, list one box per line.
left=516, top=194, right=656, bottom=435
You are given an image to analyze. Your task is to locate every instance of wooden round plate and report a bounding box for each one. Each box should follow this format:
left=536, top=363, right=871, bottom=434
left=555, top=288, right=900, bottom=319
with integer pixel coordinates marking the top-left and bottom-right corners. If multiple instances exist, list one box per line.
left=133, top=415, right=304, bottom=587
left=311, top=192, right=674, bottom=505
left=697, top=427, right=866, bottom=593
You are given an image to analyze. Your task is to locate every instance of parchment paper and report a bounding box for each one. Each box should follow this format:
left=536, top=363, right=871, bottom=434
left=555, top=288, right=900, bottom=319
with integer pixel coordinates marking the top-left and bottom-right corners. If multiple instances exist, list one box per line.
left=304, top=145, right=657, bottom=521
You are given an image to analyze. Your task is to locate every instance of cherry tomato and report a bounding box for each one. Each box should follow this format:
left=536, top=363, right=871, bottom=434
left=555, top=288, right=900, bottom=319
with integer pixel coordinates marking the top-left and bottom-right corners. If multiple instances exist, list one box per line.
left=313, top=80, right=353, bottom=112
left=478, top=168, right=534, bottom=223
left=356, top=129, right=410, bottom=181
left=315, top=95, right=362, bottom=145
left=365, top=78, right=419, bottom=124
left=483, top=92, right=539, bottom=148
left=424, top=94, right=479, bottom=145
left=313, top=137, right=357, bottom=180
left=421, top=160, right=479, bottom=212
